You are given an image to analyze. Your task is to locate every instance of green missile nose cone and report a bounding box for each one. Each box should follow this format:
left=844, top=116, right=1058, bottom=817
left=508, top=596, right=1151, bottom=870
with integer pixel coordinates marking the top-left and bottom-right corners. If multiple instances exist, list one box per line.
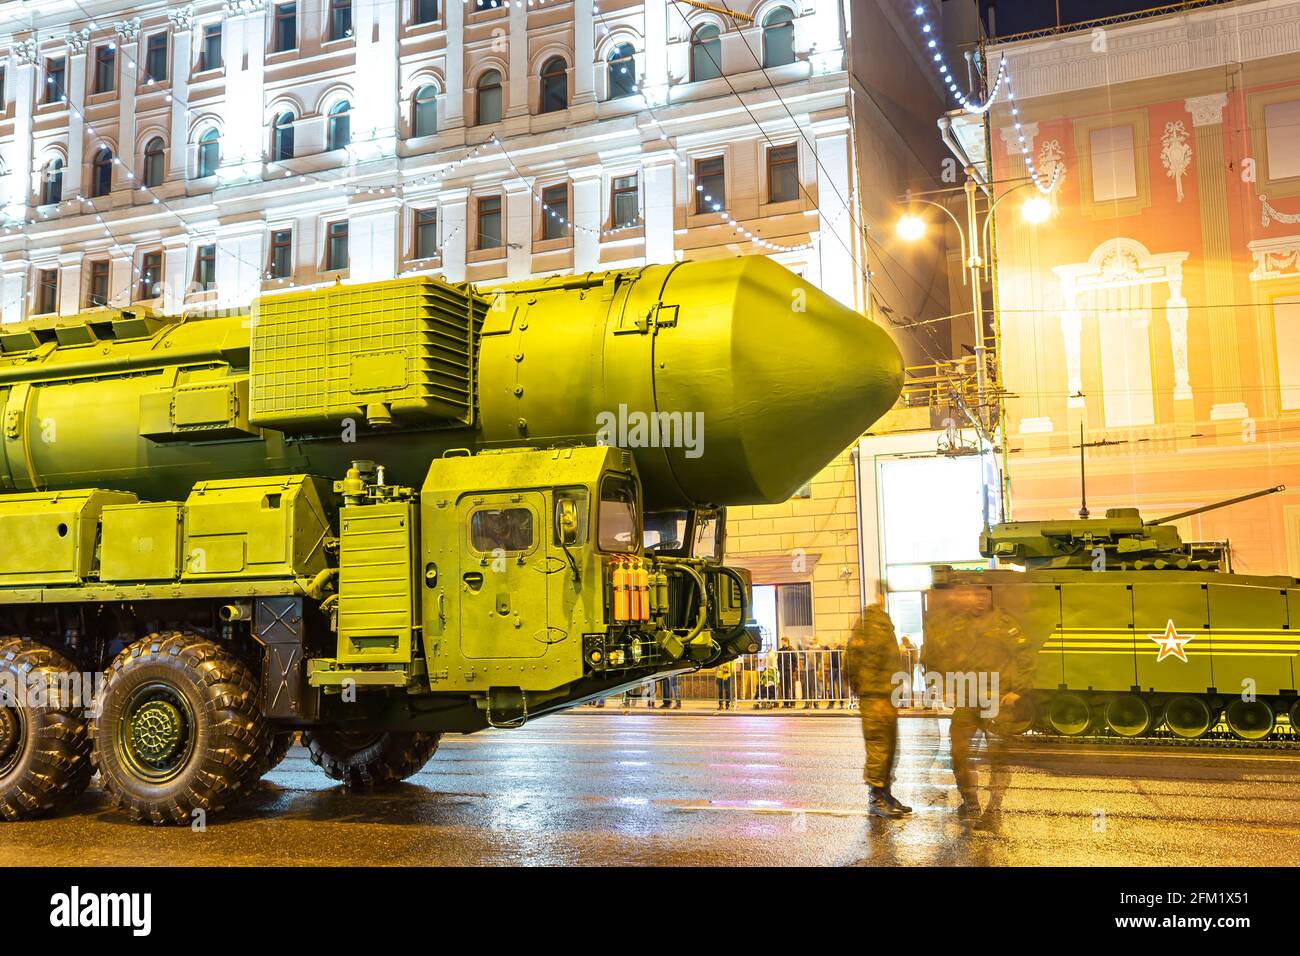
left=652, top=257, right=904, bottom=506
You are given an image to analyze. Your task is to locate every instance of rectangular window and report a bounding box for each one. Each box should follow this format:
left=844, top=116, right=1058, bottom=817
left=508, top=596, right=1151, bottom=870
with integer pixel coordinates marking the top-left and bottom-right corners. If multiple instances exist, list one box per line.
left=0, top=68, right=6, bottom=108
left=326, top=221, right=349, bottom=271
left=194, top=244, right=216, bottom=290
left=610, top=174, right=639, bottom=228
left=274, top=3, right=298, bottom=52
left=477, top=196, right=502, bottom=249
left=470, top=508, right=535, bottom=553
left=1276, top=294, right=1300, bottom=411
left=138, top=251, right=163, bottom=300
left=1264, top=99, right=1300, bottom=182
left=87, top=260, right=110, bottom=307
left=45, top=57, right=66, bottom=104
left=329, top=0, right=353, bottom=41
left=144, top=33, right=168, bottom=83
left=777, top=582, right=813, bottom=628
left=542, top=183, right=568, bottom=240
left=694, top=156, right=725, bottom=215
left=414, top=208, right=438, bottom=259
left=269, top=229, right=292, bottom=279
left=767, top=144, right=799, bottom=203
left=1089, top=125, right=1137, bottom=203
left=414, top=0, right=439, bottom=24
left=201, top=24, right=223, bottom=71
left=35, top=269, right=58, bottom=314
left=94, top=45, right=115, bottom=94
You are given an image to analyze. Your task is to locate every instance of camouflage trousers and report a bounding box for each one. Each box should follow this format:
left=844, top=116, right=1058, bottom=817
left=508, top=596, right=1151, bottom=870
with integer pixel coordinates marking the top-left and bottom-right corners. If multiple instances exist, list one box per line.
left=949, top=707, right=1010, bottom=808
left=859, top=696, right=898, bottom=788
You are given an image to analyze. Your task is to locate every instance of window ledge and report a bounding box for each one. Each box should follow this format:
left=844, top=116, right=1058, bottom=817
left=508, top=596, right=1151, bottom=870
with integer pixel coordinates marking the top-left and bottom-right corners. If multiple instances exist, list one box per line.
left=321, top=36, right=355, bottom=50
left=191, top=67, right=225, bottom=81
left=467, top=247, right=505, bottom=263
left=534, top=236, right=573, bottom=253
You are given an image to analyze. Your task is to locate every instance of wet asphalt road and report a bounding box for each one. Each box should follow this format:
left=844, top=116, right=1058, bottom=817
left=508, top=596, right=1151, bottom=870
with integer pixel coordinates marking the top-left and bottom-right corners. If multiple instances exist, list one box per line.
left=3, top=712, right=1298, bottom=866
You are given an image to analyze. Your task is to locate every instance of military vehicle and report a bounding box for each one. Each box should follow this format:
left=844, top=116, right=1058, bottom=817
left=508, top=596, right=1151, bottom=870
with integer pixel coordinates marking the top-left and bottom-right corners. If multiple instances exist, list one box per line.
left=927, top=486, right=1299, bottom=744
left=0, top=256, right=903, bottom=823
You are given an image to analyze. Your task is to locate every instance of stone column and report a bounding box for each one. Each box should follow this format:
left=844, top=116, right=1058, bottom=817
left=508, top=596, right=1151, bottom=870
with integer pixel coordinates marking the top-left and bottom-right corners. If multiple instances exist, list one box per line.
left=573, top=0, right=595, bottom=107
left=440, top=187, right=469, bottom=282
left=355, top=0, right=399, bottom=149
left=504, top=178, right=534, bottom=280
left=64, top=29, right=90, bottom=199
left=115, top=18, right=143, bottom=189
left=168, top=7, right=195, bottom=179
left=1165, top=271, right=1193, bottom=403
left=108, top=252, right=134, bottom=308
left=4, top=40, right=39, bottom=222
left=1185, top=93, right=1246, bottom=421
left=215, top=220, right=265, bottom=310
left=642, top=0, right=669, bottom=106
left=641, top=152, right=676, bottom=265
left=507, top=1, right=528, bottom=119
left=1, top=258, right=28, bottom=323
left=348, top=198, right=401, bottom=282
left=57, top=251, right=83, bottom=315
left=161, top=234, right=191, bottom=314
left=570, top=166, right=602, bottom=273
left=221, top=0, right=268, bottom=178
left=1061, top=295, right=1084, bottom=410
left=444, top=0, right=465, bottom=129
left=810, top=0, right=845, bottom=75
left=814, top=120, right=857, bottom=309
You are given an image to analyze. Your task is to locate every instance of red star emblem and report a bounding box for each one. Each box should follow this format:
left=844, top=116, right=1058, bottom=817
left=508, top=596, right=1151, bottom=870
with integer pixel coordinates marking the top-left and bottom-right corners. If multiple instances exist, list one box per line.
left=1148, top=620, right=1194, bottom=663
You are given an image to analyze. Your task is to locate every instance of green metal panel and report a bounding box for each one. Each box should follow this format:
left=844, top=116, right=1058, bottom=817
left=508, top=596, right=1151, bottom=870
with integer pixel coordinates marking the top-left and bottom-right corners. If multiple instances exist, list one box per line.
left=337, top=501, right=417, bottom=664
left=1058, top=583, right=1135, bottom=691
left=0, top=489, right=136, bottom=586
left=249, top=277, right=484, bottom=432
left=1207, top=583, right=1293, bottom=696
left=182, top=476, right=331, bottom=580
left=1133, top=582, right=1212, bottom=694
left=100, top=502, right=183, bottom=582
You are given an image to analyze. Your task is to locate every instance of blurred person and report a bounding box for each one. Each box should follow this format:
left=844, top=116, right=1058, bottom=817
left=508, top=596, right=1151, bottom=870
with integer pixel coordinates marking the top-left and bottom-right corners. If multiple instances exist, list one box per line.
left=846, top=603, right=911, bottom=819
left=657, top=675, right=680, bottom=709
left=826, top=642, right=845, bottom=707
left=716, top=659, right=734, bottom=710
left=899, top=635, right=918, bottom=707
left=777, top=638, right=799, bottom=708
left=924, top=592, right=1034, bottom=827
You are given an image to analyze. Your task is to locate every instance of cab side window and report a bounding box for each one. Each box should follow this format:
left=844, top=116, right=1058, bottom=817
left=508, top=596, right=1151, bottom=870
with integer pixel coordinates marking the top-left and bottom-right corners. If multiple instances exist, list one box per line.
left=470, top=508, right=535, bottom=552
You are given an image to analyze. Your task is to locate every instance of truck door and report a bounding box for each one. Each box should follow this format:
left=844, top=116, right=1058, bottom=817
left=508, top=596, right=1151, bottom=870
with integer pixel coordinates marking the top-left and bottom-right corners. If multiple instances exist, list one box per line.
left=458, top=492, right=549, bottom=660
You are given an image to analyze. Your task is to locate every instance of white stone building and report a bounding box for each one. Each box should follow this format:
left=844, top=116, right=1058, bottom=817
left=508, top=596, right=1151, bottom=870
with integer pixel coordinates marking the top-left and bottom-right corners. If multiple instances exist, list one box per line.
left=0, top=0, right=948, bottom=340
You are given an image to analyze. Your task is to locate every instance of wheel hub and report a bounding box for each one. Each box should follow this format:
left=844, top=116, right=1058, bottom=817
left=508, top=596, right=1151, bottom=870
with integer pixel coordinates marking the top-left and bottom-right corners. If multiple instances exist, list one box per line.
left=0, top=706, right=21, bottom=770
left=129, top=700, right=185, bottom=767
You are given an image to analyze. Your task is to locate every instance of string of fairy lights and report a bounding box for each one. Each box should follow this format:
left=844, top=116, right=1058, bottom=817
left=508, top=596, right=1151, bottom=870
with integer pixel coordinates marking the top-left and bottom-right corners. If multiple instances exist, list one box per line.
left=909, top=3, right=1060, bottom=195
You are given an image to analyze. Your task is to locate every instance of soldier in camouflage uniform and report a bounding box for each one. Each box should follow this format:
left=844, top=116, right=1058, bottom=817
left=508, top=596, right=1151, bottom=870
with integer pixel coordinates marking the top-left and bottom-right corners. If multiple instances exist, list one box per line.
left=924, top=593, right=1034, bottom=826
left=845, top=603, right=912, bottom=818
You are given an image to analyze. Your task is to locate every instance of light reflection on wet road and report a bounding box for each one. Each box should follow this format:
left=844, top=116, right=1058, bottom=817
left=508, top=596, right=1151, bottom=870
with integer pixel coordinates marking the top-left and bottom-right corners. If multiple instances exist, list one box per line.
left=3, top=713, right=1297, bottom=866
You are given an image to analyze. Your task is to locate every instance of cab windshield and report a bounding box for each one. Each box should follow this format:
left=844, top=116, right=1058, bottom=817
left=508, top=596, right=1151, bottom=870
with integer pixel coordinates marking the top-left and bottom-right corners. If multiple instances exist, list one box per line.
left=597, top=474, right=639, bottom=553
left=644, top=511, right=688, bottom=553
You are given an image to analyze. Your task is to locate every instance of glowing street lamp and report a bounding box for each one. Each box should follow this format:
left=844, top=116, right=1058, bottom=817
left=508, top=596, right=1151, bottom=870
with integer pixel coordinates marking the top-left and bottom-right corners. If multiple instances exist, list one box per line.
left=896, top=213, right=927, bottom=241
left=1021, top=195, right=1052, bottom=224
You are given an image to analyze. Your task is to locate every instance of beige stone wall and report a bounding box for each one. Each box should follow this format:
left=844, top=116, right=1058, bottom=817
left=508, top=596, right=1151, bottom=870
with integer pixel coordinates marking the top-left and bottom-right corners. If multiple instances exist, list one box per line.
left=726, top=447, right=863, bottom=648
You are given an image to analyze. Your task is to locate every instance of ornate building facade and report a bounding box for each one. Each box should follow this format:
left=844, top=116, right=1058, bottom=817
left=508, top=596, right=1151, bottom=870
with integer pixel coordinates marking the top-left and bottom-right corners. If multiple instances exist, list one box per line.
left=963, top=0, right=1300, bottom=576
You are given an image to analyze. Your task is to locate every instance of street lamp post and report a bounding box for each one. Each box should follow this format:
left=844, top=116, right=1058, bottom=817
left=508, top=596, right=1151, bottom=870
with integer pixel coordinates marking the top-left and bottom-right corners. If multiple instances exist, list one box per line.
left=896, top=170, right=1051, bottom=430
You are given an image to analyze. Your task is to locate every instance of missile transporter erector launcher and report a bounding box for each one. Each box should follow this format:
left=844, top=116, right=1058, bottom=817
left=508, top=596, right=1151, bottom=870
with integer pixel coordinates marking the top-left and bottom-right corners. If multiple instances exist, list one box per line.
left=0, top=256, right=904, bottom=823
left=927, top=486, right=1300, bottom=744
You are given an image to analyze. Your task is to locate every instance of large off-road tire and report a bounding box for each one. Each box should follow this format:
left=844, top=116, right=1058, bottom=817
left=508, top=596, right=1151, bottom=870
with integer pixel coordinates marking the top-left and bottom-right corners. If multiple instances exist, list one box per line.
left=302, top=729, right=440, bottom=788
left=262, top=731, right=297, bottom=773
left=0, top=637, right=94, bottom=820
left=91, top=631, right=271, bottom=825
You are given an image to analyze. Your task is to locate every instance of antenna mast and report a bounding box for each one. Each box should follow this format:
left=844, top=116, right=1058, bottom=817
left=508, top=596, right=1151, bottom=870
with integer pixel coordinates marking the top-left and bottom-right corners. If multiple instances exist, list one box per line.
left=1078, top=422, right=1089, bottom=519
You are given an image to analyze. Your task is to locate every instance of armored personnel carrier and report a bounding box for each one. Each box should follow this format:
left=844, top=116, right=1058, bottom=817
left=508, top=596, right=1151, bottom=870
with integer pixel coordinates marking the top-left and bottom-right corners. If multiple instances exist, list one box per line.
left=928, top=486, right=1299, bottom=743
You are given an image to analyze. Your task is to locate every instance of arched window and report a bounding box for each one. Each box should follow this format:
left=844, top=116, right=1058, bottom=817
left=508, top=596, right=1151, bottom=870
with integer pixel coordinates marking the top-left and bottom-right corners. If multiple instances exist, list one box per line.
left=413, top=85, right=438, bottom=137
left=327, top=101, right=351, bottom=150
left=476, top=70, right=502, bottom=125
left=142, top=138, right=165, bottom=187
left=197, top=128, right=220, bottom=178
left=762, top=8, right=795, bottom=68
left=91, top=148, right=113, bottom=197
left=540, top=56, right=567, bottom=113
left=607, top=43, right=636, bottom=99
left=273, top=112, right=295, bottom=161
left=690, top=24, right=722, bottom=82
left=40, top=158, right=64, bottom=205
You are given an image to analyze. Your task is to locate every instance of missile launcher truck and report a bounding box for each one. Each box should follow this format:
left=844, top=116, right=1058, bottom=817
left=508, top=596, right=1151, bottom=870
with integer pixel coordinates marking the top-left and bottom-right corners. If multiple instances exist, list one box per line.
left=0, top=256, right=903, bottom=823
left=927, top=486, right=1300, bottom=744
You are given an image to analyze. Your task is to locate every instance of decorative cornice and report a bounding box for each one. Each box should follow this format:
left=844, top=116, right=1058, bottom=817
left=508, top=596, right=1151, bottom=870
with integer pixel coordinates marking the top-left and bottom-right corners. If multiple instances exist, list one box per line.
left=115, top=18, right=142, bottom=42
left=15, top=37, right=40, bottom=66
left=1000, top=121, right=1038, bottom=156
left=167, top=7, right=196, bottom=31
left=223, top=0, right=269, bottom=16
left=1184, top=92, right=1227, bottom=127
left=989, top=0, right=1300, bottom=100
left=65, top=27, right=92, bottom=56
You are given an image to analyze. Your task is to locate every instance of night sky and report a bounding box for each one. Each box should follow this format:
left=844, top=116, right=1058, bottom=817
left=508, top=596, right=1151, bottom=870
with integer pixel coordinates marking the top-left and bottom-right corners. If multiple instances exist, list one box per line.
left=982, top=0, right=1224, bottom=36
